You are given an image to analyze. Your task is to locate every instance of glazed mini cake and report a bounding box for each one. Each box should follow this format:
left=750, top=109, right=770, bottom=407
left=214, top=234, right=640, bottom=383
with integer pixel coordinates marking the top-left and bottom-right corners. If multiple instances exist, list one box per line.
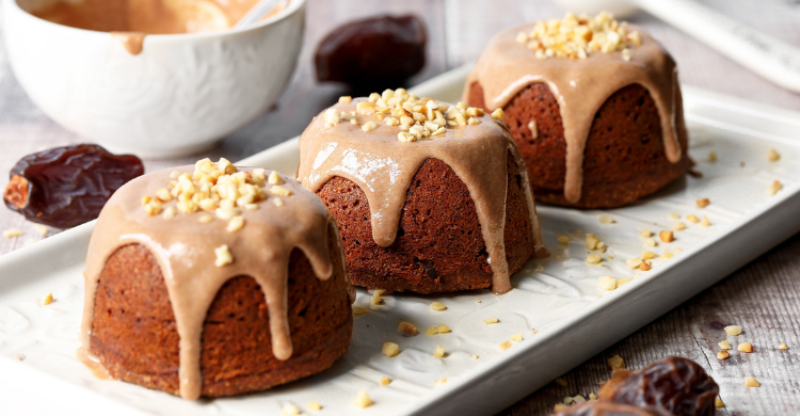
left=297, top=89, right=547, bottom=295
left=466, top=12, right=691, bottom=208
left=81, top=159, right=353, bottom=399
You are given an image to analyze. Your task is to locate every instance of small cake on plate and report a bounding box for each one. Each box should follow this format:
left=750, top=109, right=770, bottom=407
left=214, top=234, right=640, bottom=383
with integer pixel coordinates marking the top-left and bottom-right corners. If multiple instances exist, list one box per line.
left=297, top=89, right=547, bottom=294
left=466, top=12, right=691, bottom=208
left=82, top=159, right=353, bottom=399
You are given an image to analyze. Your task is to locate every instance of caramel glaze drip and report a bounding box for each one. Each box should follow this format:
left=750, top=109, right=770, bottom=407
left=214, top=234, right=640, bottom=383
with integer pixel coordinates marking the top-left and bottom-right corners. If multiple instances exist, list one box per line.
left=81, top=167, right=340, bottom=400
left=465, top=24, right=682, bottom=204
left=298, top=99, right=547, bottom=294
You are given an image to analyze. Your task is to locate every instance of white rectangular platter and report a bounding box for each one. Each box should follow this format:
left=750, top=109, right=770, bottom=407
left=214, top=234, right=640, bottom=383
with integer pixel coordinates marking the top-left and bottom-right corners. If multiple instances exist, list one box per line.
left=2, top=64, right=800, bottom=416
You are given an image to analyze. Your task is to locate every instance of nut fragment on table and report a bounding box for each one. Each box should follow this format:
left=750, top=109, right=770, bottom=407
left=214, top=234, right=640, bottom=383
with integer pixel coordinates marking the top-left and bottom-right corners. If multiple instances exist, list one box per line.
left=430, top=301, right=447, bottom=311
left=768, top=180, right=783, bottom=195
left=307, top=401, right=322, bottom=411
left=779, top=342, right=788, bottom=350
left=379, top=376, right=391, bottom=386
left=382, top=342, right=399, bottom=357
left=768, top=148, right=780, bottom=162
left=353, top=390, right=373, bottom=408
left=282, top=404, right=300, bottom=416
left=724, top=325, right=742, bottom=336
left=738, top=342, right=753, bottom=353
left=41, top=292, right=53, bottom=305
left=744, top=376, right=760, bottom=387
left=659, top=230, right=674, bottom=243
left=598, top=275, right=616, bottom=291
left=717, top=350, right=730, bottom=360
left=434, top=345, right=446, bottom=358
left=696, top=198, right=710, bottom=208
left=719, top=340, right=732, bottom=350
left=398, top=321, right=416, bottom=337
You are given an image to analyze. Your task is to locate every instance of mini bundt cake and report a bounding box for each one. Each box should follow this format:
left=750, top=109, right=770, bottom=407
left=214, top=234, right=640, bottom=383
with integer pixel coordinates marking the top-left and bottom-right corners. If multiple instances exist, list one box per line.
left=81, top=158, right=353, bottom=400
left=297, top=89, right=547, bottom=294
left=465, top=12, right=691, bottom=208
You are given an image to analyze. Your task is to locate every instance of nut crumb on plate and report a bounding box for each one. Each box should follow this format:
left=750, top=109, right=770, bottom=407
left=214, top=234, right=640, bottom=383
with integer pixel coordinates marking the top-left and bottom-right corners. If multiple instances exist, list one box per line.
left=483, top=317, right=499, bottom=324
left=598, top=275, right=616, bottom=291
left=430, top=301, right=447, bottom=311
left=499, top=340, right=512, bottom=351
left=434, top=345, right=446, bottom=358
left=352, top=306, right=368, bottom=315
left=398, top=321, right=416, bottom=337
left=382, top=342, right=399, bottom=357
left=42, top=292, right=53, bottom=305
left=738, top=342, right=753, bottom=353
left=307, top=401, right=322, bottom=411
left=353, top=390, right=372, bottom=408
left=659, top=230, right=674, bottom=243
left=768, top=180, right=783, bottom=196
left=696, top=198, right=710, bottom=208
left=282, top=404, right=300, bottom=416
left=768, top=148, right=780, bottom=162
left=715, top=397, right=724, bottom=408
left=379, top=376, right=391, bottom=386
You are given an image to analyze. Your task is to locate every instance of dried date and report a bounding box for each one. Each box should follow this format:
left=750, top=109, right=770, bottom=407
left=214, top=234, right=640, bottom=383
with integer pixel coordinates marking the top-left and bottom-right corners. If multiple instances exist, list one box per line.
left=553, top=401, right=673, bottom=416
left=315, top=15, right=426, bottom=90
left=3, top=144, right=144, bottom=228
left=599, top=356, right=719, bottom=416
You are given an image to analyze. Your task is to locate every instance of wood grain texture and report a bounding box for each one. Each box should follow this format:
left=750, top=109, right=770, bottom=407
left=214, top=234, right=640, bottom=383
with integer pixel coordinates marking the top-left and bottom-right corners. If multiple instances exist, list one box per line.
left=1, top=0, right=800, bottom=414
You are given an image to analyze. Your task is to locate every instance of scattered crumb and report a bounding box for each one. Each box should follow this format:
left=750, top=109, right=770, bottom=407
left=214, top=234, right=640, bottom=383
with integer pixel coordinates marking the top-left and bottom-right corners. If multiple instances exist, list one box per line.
left=573, top=395, right=586, bottom=403
left=558, top=235, right=570, bottom=244
left=715, top=397, right=724, bottom=408
left=436, top=324, right=451, bottom=334
left=353, top=390, right=372, bottom=408
left=645, top=238, right=657, bottom=248
left=434, top=345, right=446, bottom=358
left=599, top=215, right=615, bottom=224
left=701, top=215, right=711, bottom=227
left=352, top=306, right=368, bottom=315
left=661, top=251, right=675, bottom=261
left=779, top=342, right=788, bottom=350
left=607, top=354, right=625, bottom=369
left=34, top=224, right=48, bottom=237
left=379, top=376, right=391, bottom=386
left=307, top=401, right=322, bottom=411
left=738, top=342, right=753, bottom=353
left=708, top=151, right=718, bottom=162
left=511, top=333, right=523, bottom=342
left=589, top=392, right=597, bottom=400
left=717, top=350, right=730, bottom=360
left=41, top=292, right=53, bottom=305
left=587, top=254, right=602, bottom=264
left=499, top=340, right=512, bottom=351
left=199, top=214, right=214, bottom=223
left=744, top=377, right=760, bottom=387
left=640, top=228, right=652, bottom=238
left=641, top=251, right=656, bottom=260
left=696, top=198, right=710, bottom=208
left=471, top=354, right=479, bottom=359
left=15, top=353, right=25, bottom=361
left=398, top=321, right=416, bottom=337
left=430, top=301, right=447, bottom=311
left=768, top=180, right=783, bottom=196
left=615, top=277, right=633, bottom=288
left=382, top=342, right=399, bottom=357
left=483, top=317, right=499, bottom=324
left=659, top=230, right=674, bottom=243
left=626, top=258, right=642, bottom=269
left=475, top=298, right=481, bottom=303
left=555, top=378, right=568, bottom=387
left=3, top=228, right=23, bottom=238
left=598, top=275, right=616, bottom=291
left=686, top=214, right=700, bottom=224
left=672, top=222, right=686, bottom=231
left=586, top=233, right=601, bottom=250
left=669, top=213, right=681, bottom=220
left=214, top=245, right=233, bottom=267
left=282, top=404, right=301, bottom=416
left=371, top=289, right=385, bottom=305
left=768, top=148, right=781, bottom=162
left=639, top=261, right=651, bottom=271
left=719, top=340, right=732, bottom=350
left=724, top=325, right=742, bottom=336
left=435, top=378, right=447, bottom=386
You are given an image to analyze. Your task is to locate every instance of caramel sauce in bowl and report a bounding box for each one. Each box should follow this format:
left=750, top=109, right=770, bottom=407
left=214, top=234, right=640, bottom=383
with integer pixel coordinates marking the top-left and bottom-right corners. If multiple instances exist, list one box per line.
left=4, top=0, right=305, bottom=158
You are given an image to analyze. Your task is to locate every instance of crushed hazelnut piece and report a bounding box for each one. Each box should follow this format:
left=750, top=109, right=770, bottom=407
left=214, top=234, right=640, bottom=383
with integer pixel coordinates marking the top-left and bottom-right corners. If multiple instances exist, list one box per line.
left=141, top=195, right=151, bottom=205
left=686, top=214, right=700, bottom=224
left=626, top=258, right=642, bottom=269
left=273, top=198, right=284, bottom=207
left=724, top=325, right=742, bottom=336
left=768, top=180, right=783, bottom=196
left=779, top=342, right=788, bottom=350
left=371, top=289, right=385, bottom=305
left=34, top=224, right=48, bottom=237
left=659, top=230, right=674, bottom=243
left=338, top=96, right=352, bottom=104
left=555, top=378, right=568, bottom=387
left=719, top=340, right=732, bottom=350
left=717, top=350, right=730, bottom=360
left=199, top=214, right=213, bottom=223
left=738, top=342, right=753, bottom=353
left=587, top=254, right=602, bottom=264
left=511, top=333, right=523, bottom=342
left=744, top=377, right=760, bottom=387
left=639, top=261, right=651, bottom=271
left=641, top=251, right=656, bottom=260
left=227, top=216, right=244, bottom=233
left=471, top=354, right=479, bottom=359
left=491, top=108, right=505, bottom=120
left=214, top=245, right=233, bottom=267
left=768, top=148, right=780, bottom=162
left=426, top=326, right=437, bottom=335
left=436, top=324, right=451, bottom=334
left=599, top=215, right=615, bottom=224
left=268, top=171, right=283, bottom=185
left=434, top=345, right=446, bottom=358
left=598, top=275, right=616, bottom=291
left=382, top=342, right=399, bottom=357
left=715, top=397, right=724, bottom=408
left=607, top=354, right=625, bottom=369
left=353, top=390, right=372, bottom=408
left=41, top=292, right=53, bottom=305
left=483, top=317, right=499, bottom=324
left=307, top=401, right=322, bottom=411
left=361, top=121, right=378, bottom=132
left=701, top=215, right=711, bottom=227
left=589, top=392, right=598, bottom=400
left=645, top=238, right=657, bottom=247
left=499, top=340, right=512, bottom=351
left=672, top=222, right=686, bottom=231
left=162, top=206, right=177, bottom=219
left=616, top=277, right=633, bottom=288
left=270, top=185, right=291, bottom=197
left=557, top=235, right=570, bottom=244
left=282, top=404, right=301, bottom=416
left=586, top=233, right=600, bottom=249
left=669, top=213, right=681, bottom=220
left=3, top=228, right=23, bottom=238
left=379, top=376, right=391, bottom=386
left=398, top=321, right=417, bottom=337
left=352, top=306, right=368, bottom=315
left=430, top=301, right=447, bottom=311
left=323, top=108, right=340, bottom=127
left=708, top=151, right=718, bottom=162
left=640, top=228, right=652, bottom=238
left=697, top=198, right=710, bottom=208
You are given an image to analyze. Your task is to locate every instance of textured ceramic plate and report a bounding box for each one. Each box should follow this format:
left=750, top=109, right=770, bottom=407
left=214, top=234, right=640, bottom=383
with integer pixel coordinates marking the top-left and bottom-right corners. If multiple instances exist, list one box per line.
left=2, top=64, right=800, bottom=416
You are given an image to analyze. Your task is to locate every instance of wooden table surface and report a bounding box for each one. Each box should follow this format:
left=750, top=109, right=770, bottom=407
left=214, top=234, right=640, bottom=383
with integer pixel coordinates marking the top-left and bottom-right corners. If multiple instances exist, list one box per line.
left=2, top=0, right=800, bottom=414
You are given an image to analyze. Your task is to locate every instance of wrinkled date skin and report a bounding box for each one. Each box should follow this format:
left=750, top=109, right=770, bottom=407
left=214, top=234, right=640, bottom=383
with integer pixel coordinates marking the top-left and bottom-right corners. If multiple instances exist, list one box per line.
left=3, top=144, right=144, bottom=228
left=315, top=15, right=426, bottom=90
left=553, top=401, right=673, bottom=416
left=599, top=356, right=719, bottom=416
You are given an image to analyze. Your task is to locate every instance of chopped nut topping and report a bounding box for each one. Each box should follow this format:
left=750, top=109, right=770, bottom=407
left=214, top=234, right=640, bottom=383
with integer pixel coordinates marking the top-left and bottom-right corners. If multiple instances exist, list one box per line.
left=199, top=214, right=213, bottom=223
left=744, top=376, right=760, bottom=387
left=598, top=275, right=616, bottom=290
left=599, top=215, right=615, bottom=224
left=267, top=170, right=283, bottom=185
left=398, top=321, right=417, bottom=337
left=483, top=317, right=499, bottom=324
left=307, top=401, right=322, bottom=411
left=715, top=397, right=724, bottom=408
left=34, top=224, right=48, bottom=237
left=162, top=206, right=177, bottom=220
left=626, top=258, right=642, bottom=269
left=42, top=292, right=53, bottom=305
left=615, top=277, right=633, bottom=288
left=586, top=233, right=601, bottom=249
left=701, top=215, right=711, bottom=227
left=719, top=340, right=732, bottom=350
left=555, top=377, right=568, bottom=387
left=641, top=251, right=656, bottom=260
left=436, top=324, right=451, bottom=334
left=430, top=301, right=447, bottom=311
left=427, top=326, right=437, bottom=335
left=696, top=198, right=710, bottom=208
left=282, top=404, right=301, bottom=416
left=768, top=148, right=780, bottom=162
left=607, top=354, right=625, bottom=369
left=511, top=333, right=523, bottom=342
left=661, top=251, right=675, bottom=261
left=214, top=245, right=233, bottom=267
left=640, top=228, right=652, bottom=238
left=717, top=350, right=730, bottom=360
left=371, top=289, right=385, bottom=305
left=659, top=230, right=674, bottom=243
left=639, top=261, right=651, bottom=271
left=499, top=340, right=512, bottom=351
left=779, top=342, right=788, bottom=350
left=672, top=222, right=686, bottom=231
left=338, top=96, right=352, bottom=104
left=323, top=108, right=340, bottom=127
left=353, top=390, right=372, bottom=408
left=644, top=238, right=657, bottom=248
left=516, top=12, right=639, bottom=60
left=273, top=198, right=284, bottom=207
left=434, top=345, right=446, bottom=358
left=3, top=228, right=23, bottom=238
left=379, top=376, right=391, bottom=386
left=669, top=213, right=680, bottom=220
left=491, top=108, right=505, bottom=121
left=557, top=235, right=570, bottom=244
left=686, top=214, right=700, bottom=224
left=738, top=342, right=753, bottom=353
left=587, top=254, right=602, bottom=264
left=361, top=121, right=378, bottom=132
left=270, top=185, right=292, bottom=197
left=768, top=180, right=783, bottom=196
left=352, top=306, right=368, bottom=315
left=382, top=342, right=399, bottom=357
left=227, top=216, right=244, bottom=233
left=724, top=325, right=742, bottom=336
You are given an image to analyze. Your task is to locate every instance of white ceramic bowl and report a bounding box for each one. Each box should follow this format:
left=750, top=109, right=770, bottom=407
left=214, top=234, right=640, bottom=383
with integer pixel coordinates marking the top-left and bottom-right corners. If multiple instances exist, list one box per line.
left=4, top=0, right=306, bottom=158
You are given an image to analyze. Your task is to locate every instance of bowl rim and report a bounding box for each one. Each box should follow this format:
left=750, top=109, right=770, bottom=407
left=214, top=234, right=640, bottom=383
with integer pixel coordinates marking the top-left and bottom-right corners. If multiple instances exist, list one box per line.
left=7, top=0, right=306, bottom=40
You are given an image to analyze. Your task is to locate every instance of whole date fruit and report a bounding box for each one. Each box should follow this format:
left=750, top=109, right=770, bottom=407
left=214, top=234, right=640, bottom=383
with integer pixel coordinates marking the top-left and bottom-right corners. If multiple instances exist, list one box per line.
left=315, top=15, right=426, bottom=90
left=3, top=144, right=144, bottom=228
left=553, top=401, right=673, bottom=416
left=599, top=356, right=719, bottom=416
